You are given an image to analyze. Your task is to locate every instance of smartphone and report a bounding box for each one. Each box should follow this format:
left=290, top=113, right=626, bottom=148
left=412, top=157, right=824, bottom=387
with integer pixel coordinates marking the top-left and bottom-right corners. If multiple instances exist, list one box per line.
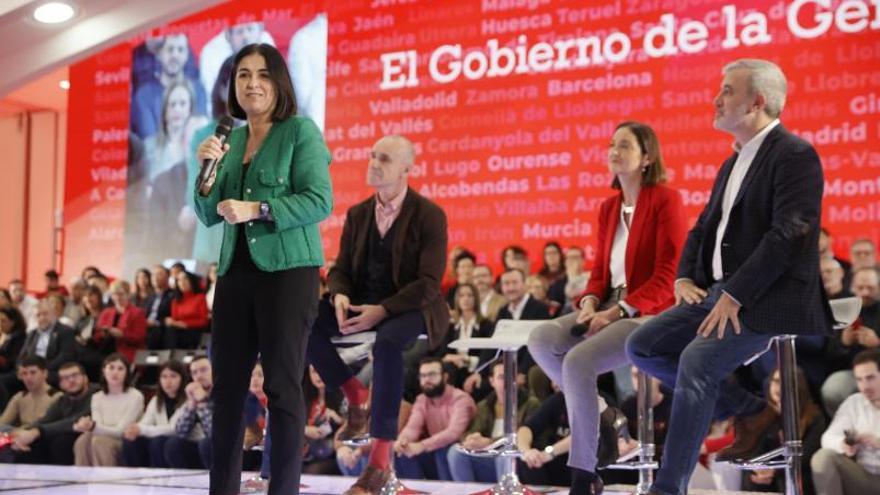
left=844, top=429, right=858, bottom=446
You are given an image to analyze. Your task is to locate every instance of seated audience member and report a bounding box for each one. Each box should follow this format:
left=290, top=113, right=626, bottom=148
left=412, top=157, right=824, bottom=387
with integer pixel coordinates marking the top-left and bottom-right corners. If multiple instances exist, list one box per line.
left=515, top=389, right=572, bottom=486
left=0, top=356, right=58, bottom=432
left=243, top=362, right=269, bottom=471
left=620, top=366, right=671, bottom=461
left=526, top=275, right=561, bottom=317
left=436, top=283, right=493, bottom=388
left=63, top=280, right=88, bottom=327
left=38, top=269, right=69, bottom=299
left=122, top=360, right=187, bottom=467
left=447, top=360, right=540, bottom=483
left=44, top=293, right=74, bottom=328
left=547, top=246, right=589, bottom=311
left=442, top=247, right=464, bottom=298
left=0, top=288, right=12, bottom=309
left=823, top=267, right=880, bottom=416
left=166, top=271, right=208, bottom=349
left=472, top=264, right=506, bottom=323
left=501, top=245, right=530, bottom=275
left=73, top=286, right=107, bottom=381
left=819, top=228, right=852, bottom=283
left=395, top=357, right=476, bottom=481
left=850, top=239, right=878, bottom=273
left=445, top=250, right=476, bottom=308
left=14, top=300, right=76, bottom=387
left=335, top=399, right=414, bottom=478
left=303, top=364, right=343, bottom=475
left=0, top=307, right=28, bottom=377
left=811, top=349, right=880, bottom=495
left=10, top=362, right=98, bottom=465
left=94, top=280, right=147, bottom=364
left=537, top=241, right=566, bottom=288
left=8, top=279, right=38, bottom=330
left=144, top=265, right=175, bottom=350
left=821, top=257, right=852, bottom=300
left=132, top=268, right=155, bottom=310
left=73, top=353, right=145, bottom=466
left=741, top=368, right=825, bottom=495
left=87, top=273, right=112, bottom=306
left=166, top=355, right=213, bottom=468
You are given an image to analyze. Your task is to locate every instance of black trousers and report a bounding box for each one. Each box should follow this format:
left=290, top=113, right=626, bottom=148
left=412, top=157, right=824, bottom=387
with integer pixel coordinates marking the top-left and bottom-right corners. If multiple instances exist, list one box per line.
left=210, top=258, right=319, bottom=495
left=307, top=297, right=425, bottom=440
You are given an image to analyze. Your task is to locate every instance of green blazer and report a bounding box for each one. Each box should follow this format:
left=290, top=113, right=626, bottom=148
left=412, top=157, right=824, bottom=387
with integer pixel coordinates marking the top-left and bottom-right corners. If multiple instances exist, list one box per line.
left=193, top=116, right=332, bottom=275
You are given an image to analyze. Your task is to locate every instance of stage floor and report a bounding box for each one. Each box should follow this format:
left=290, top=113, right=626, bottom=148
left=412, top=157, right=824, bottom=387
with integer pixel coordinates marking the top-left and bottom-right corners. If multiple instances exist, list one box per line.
left=0, top=464, right=759, bottom=494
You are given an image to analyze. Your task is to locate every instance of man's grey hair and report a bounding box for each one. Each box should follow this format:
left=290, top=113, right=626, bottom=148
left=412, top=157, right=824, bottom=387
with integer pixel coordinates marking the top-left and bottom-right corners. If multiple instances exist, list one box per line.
left=723, top=59, right=787, bottom=118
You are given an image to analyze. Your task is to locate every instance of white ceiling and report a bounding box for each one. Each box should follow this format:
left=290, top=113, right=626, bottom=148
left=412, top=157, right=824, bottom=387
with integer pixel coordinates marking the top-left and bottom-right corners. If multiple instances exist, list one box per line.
left=0, top=0, right=227, bottom=110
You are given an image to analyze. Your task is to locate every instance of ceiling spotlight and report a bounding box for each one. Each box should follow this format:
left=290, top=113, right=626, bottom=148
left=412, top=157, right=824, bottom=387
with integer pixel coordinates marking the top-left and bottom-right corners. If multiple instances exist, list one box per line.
left=34, top=2, right=75, bottom=24
left=59, top=80, right=70, bottom=90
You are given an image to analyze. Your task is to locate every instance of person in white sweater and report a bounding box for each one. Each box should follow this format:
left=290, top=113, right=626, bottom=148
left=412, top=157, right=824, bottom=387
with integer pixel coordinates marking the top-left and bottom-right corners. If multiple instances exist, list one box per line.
left=73, top=353, right=144, bottom=466
left=121, top=359, right=187, bottom=467
left=812, top=349, right=880, bottom=495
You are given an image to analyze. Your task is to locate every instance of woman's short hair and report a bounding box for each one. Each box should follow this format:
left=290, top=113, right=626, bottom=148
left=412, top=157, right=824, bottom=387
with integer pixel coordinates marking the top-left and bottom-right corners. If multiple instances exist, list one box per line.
left=227, top=43, right=297, bottom=122
left=611, top=121, right=667, bottom=190
left=99, top=353, right=132, bottom=393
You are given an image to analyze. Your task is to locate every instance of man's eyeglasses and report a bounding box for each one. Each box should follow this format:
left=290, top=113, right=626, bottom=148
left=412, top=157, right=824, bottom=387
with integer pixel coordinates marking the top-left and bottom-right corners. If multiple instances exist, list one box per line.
left=419, top=371, right=442, bottom=379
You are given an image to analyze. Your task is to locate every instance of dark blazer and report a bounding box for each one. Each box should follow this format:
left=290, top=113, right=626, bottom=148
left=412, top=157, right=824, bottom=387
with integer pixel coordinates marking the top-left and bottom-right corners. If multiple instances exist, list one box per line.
left=142, top=290, right=175, bottom=326
left=19, top=322, right=76, bottom=373
left=678, top=125, right=833, bottom=335
left=495, top=295, right=551, bottom=322
left=328, top=187, right=449, bottom=348
left=577, top=184, right=686, bottom=315
left=495, top=295, right=551, bottom=372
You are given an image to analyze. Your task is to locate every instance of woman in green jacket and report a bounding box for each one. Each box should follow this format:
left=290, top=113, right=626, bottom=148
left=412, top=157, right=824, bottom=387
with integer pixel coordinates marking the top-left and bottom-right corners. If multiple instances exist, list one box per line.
left=193, top=43, right=332, bottom=495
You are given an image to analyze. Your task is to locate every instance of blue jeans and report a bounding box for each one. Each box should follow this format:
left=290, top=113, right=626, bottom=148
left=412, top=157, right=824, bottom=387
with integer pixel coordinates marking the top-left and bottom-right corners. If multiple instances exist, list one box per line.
left=625, top=283, right=771, bottom=495
left=395, top=445, right=452, bottom=481
left=447, top=444, right=504, bottom=482
left=337, top=454, right=369, bottom=477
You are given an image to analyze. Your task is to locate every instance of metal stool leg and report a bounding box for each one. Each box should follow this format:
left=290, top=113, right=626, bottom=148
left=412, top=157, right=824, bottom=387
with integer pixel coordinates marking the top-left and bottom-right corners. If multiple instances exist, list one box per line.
left=777, top=335, right=802, bottom=495
left=607, top=371, right=658, bottom=494
left=464, top=350, right=540, bottom=495
left=341, top=424, right=426, bottom=493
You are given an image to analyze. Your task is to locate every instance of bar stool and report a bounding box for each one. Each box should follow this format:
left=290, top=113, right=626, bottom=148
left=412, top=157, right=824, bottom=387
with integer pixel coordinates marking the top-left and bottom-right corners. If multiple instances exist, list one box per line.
left=333, top=331, right=426, bottom=495
left=448, top=319, right=543, bottom=495
left=726, top=296, right=862, bottom=495
left=605, top=371, right=659, bottom=495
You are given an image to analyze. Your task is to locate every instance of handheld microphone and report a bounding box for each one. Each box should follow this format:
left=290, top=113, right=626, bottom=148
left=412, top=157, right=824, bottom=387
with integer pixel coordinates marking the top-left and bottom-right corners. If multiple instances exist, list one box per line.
left=196, top=116, right=234, bottom=196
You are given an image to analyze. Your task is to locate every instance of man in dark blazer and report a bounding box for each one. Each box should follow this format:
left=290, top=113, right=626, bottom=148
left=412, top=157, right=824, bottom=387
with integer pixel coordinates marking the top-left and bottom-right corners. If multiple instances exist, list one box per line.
left=306, top=134, right=448, bottom=494
left=16, top=300, right=76, bottom=387
left=626, top=59, right=833, bottom=495
left=142, top=265, right=176, bottom=349
left=495, top=268, right=551, bottom=376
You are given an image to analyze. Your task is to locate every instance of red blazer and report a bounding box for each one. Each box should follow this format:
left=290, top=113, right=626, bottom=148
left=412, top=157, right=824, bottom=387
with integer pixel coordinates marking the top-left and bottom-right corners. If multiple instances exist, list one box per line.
left=171, top=292, right=210, bottom=330
left=577, top=184, right=686, bottom=315
left=95, top=305, right=147, bottom=363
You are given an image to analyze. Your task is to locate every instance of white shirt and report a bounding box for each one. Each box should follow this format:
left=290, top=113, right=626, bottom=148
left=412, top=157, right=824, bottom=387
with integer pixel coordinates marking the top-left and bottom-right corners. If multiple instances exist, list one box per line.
left=712, top=119, right=780, bottom=281
left=821, top=392, right=880, bottom=475
left=34, top=327, right=52, bottom=358
left=507, top=293, right=531, bottom=320
left=18, top=295, right=39, bottom=331
left=454, top=316, right=478, bottom=355
left=610, top=203, right=634, bottom=289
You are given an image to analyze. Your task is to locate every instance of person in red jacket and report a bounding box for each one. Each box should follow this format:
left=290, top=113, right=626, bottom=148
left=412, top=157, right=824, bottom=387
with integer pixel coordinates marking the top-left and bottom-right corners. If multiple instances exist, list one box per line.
left=165, top=271, right=209, bottom=349
left=95, top=280, right=147, bottom=364
left=528, top=121, right=686, bottom=495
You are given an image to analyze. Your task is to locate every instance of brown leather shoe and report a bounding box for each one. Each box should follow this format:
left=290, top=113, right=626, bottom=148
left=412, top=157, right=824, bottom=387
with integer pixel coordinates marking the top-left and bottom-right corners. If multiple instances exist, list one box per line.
left=342, top=465, right=391, bottom=495
left=715, top=405, right=779, bottom=462
left=338, top=402, right=370, bottom=442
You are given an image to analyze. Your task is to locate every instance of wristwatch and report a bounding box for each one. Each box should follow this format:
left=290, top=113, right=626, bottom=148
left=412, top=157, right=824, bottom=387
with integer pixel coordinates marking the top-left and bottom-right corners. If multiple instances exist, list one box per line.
left=543, top=445, right=555, bottom=458
left=259, top=201, right=273, bottom=221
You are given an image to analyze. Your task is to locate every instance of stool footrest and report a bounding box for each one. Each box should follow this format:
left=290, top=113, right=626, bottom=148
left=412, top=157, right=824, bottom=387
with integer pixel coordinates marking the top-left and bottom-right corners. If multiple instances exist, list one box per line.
left=341, top=435, right=371, bottom=448
left=457, top=438, right=521, bottom=458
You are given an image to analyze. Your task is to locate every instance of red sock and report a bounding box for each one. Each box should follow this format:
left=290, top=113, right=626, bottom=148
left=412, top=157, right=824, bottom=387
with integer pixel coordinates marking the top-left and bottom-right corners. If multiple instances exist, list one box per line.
left=340, top=376, right=369, bottom=406
left=367, top=439, right=392, bottom=470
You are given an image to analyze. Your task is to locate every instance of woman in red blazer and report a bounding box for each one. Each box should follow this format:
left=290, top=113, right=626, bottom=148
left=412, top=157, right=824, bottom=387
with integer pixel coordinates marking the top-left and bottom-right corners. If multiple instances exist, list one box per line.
left=95, top=280, right=147, bottom=364
left=528, top=121, right=686, bottom=494
left=166, top=271, right=209, bottom=349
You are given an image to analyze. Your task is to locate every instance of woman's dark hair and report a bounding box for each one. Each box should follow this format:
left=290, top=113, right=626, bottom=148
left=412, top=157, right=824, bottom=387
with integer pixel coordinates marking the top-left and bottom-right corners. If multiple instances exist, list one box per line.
left=611, top=121, right=667, bottom=190
left=0, top=306, right=27, bottom=335
left=227, top=43, right=297, bottom=121
left=134, top=268, right=155, bottom=303
left=156, top=359, right=188, bottom=414
left=175, top=271, right=203, bottom=301
left=766, top=367, right=820, bottom=438
left=539, top=241, right=564, bottom=278
left=99, top=353, right=132, bottom=394
left=211, top=55, right=236, bottom=120
left=501, top=245, right=528, bottom=269
left=453, top=250, right=476, bottom=270
left=452, top=283, right=484, bottom=324
left=83, top=285, right=105, bottom=312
